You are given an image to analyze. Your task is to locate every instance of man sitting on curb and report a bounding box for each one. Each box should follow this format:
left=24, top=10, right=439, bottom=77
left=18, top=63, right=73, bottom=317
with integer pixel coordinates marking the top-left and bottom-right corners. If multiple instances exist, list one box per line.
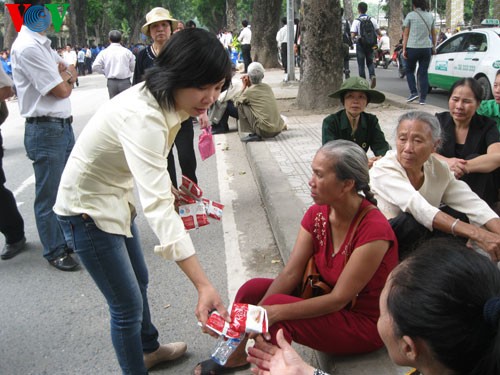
left=235, top=62, right=285, bottom=142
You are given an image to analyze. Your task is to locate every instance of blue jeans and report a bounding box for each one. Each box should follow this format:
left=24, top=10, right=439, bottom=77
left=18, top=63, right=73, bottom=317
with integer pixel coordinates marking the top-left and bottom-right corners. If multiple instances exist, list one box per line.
left=405, top=47, right=432, bottom=101
left=57, top=215, right=159, bottom=375
left=356, top=45, right=375, bottom=79
left=24, top=120, right=75, bottom=260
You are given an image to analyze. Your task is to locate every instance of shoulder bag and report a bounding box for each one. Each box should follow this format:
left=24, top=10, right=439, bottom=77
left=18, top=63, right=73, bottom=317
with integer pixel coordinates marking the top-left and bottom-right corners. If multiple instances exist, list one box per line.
left=298, top=204, right=376, bottom=309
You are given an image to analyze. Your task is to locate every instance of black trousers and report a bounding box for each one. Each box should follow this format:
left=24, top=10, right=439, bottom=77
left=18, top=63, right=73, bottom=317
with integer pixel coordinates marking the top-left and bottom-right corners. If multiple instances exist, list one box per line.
left=280, top=43, right=287, bottom=73
left=167, top=118, right=197, bottom=189
left=389, top=211, right=467, bottom=260
left=213, top=100, right=238, bottom=132
left=241, top=44, right=252, bottom=73
left=0, top=131, right=24, bottom=244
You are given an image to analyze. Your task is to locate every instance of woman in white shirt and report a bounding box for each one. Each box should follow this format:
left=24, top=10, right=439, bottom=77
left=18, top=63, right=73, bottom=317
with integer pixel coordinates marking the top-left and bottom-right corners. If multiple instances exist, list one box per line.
left=54, top=29, right=232, bottom=375
left=369, top=110, right=500, bottom=260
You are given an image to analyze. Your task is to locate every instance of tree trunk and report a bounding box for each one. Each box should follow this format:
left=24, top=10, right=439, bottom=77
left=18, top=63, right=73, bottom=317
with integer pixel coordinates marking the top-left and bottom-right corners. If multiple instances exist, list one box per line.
left=472, top=0, right=489, bottom=26
left=343, top=0, right=354, bottom=22
left=226, top=0, right=238, bottom=32
left=251, top=0, right=281, bottom=68
left=388, top=0, right=403, bottom=53
left=68, top=0, right=87, bottom=46
left=297, top=0, right=341, bottom=110
left=494, top=0, right=500, bottom=24
left=3, top=0, right=18, bottom=49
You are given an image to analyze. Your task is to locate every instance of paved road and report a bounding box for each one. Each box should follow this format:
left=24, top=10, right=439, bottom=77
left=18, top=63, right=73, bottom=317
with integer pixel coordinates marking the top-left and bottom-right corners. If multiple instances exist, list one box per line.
left=349, top=59, right=449, bottom=110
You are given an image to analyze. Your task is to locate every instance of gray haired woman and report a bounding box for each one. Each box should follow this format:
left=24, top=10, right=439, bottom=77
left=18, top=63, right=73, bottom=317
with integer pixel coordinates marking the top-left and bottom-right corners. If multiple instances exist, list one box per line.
left=369, top=111, right=500, bottom=260
left=234, top=62, right=285, bottom=142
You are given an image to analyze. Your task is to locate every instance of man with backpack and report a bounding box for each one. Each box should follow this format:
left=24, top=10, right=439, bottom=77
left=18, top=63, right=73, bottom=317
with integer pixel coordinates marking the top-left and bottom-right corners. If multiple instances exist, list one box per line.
left=351, top=2, right=381, bottom=88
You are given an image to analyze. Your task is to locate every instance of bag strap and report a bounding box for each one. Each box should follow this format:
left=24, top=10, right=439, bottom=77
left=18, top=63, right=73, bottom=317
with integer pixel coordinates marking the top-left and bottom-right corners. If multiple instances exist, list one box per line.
left=343, top=204, right=377, bottom=309
left=414, top=10, right=431, bottom=36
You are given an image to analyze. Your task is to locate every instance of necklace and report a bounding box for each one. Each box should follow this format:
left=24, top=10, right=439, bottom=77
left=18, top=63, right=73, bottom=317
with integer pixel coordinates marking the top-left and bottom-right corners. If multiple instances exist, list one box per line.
left=151, top=45, right=159, bottom=57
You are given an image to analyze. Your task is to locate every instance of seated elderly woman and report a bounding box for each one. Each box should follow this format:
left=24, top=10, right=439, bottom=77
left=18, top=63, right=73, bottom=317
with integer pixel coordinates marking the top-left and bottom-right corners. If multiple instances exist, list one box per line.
left=193, top=140, right=398, bottom=374
left=234, top=62, right=285, bottom=143
left=369, top=110, right=500, bottom=261
left=248, top=238, right=500, bottom=375
left=435, top=77, right=500, bottom=207
left=323, top=77, right=390, bottom=168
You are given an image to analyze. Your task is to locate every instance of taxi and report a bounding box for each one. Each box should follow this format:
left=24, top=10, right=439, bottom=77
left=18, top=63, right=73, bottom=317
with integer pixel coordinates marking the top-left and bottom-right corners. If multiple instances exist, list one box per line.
left=428, top=23, right=500, bottom=99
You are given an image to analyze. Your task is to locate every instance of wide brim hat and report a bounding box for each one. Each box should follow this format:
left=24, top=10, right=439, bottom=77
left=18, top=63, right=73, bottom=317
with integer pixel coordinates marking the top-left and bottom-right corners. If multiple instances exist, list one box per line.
left=141, top=7, right=179, bottom=37
left=328, top=76, right=385, bottom=104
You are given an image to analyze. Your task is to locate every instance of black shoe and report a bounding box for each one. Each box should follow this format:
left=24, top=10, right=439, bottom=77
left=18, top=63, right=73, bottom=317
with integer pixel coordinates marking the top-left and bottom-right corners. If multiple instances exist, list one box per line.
left=48, top=252, right=80, bottom=271
left=1, top=236, right=26, bottom=260
left=211, top=126, right=227, bottom=135
left=241, top=133, right=262, bottom=143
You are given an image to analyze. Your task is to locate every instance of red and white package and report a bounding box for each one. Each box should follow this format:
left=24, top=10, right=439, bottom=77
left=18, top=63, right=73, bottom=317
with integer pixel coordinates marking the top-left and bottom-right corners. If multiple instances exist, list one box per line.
left=178, top=202, right=209, bottom=230
left=180, top=175, right=203, bottom=200
left=204, top=312, right=242, bottom=339
left=205, top=304, right=268, bottom=338
left=230, top=303, right=268, bottom=335
left=202, top=198, right=224, bottom=220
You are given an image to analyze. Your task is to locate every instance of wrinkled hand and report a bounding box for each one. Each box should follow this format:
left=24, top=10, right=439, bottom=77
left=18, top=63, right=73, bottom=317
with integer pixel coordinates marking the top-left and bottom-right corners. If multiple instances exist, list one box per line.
left=472, top=229, right=500, bottom=262
left=199, top=111, right=209, bottom=129
left=446, top=157, right=468, bottom=179
left=241, top=74, right=251, bottom=89
left=196, top=284, right=230, bottom=338
left=247, top=329, right=314, bottom=375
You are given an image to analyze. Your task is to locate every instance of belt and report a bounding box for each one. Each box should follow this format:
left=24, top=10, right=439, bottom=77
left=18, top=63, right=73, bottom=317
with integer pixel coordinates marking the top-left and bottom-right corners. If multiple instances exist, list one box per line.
left=108, top=77, right=130, bottom=81
left=26, top=116, right=73, bottom=125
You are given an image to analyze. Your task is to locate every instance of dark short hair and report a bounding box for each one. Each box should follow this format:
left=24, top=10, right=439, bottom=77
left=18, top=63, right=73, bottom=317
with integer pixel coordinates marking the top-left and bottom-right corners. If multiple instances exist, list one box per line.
left=242, top=19, right=249, bottom=27
left=358, top=2, right=368, bottom=13
left=108, top=30, right=122, bottom=43
left=186, top=20, right=196, bottom=28
left=496, top=69, right=500, bottom=78
left=388, top=238, right=500, bottom=374
left=412, top=0, right=429, bottom=11
left=449, top=77, right=483, bottom=102
left=145, top=28, right=232, bottom=111
left=281, top=17, right=287, bottom=25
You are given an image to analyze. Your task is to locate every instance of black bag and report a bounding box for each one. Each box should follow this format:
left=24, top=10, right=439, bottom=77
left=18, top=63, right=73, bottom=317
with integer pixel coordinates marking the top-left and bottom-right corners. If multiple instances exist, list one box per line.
left=342, top=19, right=353, bottom=47
left=358, top=16, right=377, bottom=49
left=0, top=101, right=8, bottom=126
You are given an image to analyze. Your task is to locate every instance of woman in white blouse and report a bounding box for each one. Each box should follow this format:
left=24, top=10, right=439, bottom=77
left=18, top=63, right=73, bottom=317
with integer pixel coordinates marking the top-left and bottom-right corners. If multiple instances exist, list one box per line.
left=54, top=29, right=232, bottom=375
left=369, top=111, right=500, bottom=261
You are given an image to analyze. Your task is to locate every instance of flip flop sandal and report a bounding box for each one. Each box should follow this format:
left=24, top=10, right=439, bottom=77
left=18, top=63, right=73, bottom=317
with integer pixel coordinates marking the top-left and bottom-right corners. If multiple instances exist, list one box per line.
left=193, top=358, right=250, bottom=375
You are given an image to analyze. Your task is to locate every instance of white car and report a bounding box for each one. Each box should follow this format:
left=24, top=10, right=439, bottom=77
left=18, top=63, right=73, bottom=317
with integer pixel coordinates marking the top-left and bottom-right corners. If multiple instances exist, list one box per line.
left=428, top=27, right=500, bottom=99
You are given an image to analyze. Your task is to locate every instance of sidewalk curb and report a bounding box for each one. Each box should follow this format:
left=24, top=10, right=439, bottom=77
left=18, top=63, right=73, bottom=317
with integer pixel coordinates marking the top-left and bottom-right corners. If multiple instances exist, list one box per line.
left=244, top=141, right=303, bottom=264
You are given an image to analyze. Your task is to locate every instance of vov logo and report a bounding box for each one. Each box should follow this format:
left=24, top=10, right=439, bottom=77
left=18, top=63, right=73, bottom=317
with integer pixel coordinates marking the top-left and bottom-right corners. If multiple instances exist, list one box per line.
left=6, top=3, right=70, bottom=33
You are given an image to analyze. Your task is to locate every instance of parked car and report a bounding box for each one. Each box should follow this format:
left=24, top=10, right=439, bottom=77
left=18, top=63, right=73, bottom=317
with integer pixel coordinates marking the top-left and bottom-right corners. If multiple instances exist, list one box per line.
left=428, top=27, right=500, bottom=99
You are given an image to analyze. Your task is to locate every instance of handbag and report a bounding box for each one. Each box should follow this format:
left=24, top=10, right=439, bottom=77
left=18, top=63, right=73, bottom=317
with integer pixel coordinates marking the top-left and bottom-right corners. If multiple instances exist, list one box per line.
left=298, top=204, right=376, bottom=308
left=198, top=126, right=216, bottom=161
left=0, top=100, right=9, bottom=126
left=208, top=100, right=228, bottom=125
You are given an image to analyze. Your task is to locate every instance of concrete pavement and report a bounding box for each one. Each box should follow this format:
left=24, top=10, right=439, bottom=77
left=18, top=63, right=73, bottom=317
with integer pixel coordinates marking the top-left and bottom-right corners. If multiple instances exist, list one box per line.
left=240, top=67, right=444, bottom=374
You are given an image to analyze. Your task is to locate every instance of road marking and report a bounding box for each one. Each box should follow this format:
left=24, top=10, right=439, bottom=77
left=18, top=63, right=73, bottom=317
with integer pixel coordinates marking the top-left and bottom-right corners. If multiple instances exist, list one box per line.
left=13, top=174, right=35, bottom=198
left=216, top=136, right=247, bottom=302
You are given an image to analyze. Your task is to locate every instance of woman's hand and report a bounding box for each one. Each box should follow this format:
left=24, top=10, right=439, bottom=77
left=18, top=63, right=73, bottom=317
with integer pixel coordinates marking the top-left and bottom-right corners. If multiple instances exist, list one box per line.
left=196, top=284, right=230, bottom=338
left=471, top=227, right=500, bottom=262
left=247, top=329, right=315, bottom=375
left=368, top=156, right=382, bottom=169
left=446, top=157, right=468, bottom=178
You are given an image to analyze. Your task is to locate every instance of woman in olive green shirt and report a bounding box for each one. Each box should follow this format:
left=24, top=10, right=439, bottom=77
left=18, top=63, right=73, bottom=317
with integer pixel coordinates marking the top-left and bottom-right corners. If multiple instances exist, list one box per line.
left=322, top=76, right=390, bottom=167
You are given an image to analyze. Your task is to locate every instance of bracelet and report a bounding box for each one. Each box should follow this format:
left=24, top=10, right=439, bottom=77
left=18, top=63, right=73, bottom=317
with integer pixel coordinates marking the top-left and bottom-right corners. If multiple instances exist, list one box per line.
left=451, top=218, right=460, bottom=237
left=313, top=369, right=330, bottom=375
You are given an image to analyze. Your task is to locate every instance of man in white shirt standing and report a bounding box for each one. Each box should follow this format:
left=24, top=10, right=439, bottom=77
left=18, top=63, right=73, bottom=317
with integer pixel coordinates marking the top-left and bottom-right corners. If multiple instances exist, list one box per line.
left=276, top=17, right=288, bottom=74
left=62, top=44, right=78, bottom=86
left=11, top=0, right=79, bottom=271
left=92, top=30, right=136, bottom=98
left=238, top=19, right=252, bottom=73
